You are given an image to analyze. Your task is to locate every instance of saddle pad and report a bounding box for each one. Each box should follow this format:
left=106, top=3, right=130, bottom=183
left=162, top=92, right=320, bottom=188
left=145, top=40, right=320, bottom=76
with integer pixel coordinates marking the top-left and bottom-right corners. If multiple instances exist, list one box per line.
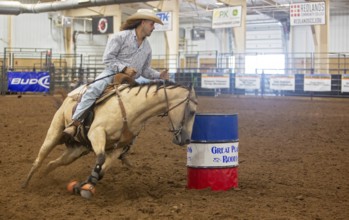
left=67, top=84, right=130, bottom=103
left=67, top=85, right=88, bottom=101
left=96, top=84, right=130, bottom=104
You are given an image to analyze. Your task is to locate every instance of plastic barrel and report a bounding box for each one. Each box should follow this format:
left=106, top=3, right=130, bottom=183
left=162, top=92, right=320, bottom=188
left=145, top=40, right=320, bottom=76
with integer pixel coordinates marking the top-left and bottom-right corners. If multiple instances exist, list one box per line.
left=187, top=113, right=239, bottom=191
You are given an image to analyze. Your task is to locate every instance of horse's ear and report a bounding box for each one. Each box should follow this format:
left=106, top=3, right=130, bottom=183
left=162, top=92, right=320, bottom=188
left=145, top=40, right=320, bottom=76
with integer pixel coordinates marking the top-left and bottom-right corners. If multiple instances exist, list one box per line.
left=188, top=83, right=193, bottom=90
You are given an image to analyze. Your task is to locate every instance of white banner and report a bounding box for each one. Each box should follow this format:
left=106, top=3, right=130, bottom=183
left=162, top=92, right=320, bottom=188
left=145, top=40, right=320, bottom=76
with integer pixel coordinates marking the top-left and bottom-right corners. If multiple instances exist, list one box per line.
left=235, top=74, right=260, bottom=90
left=270, top=75, right=295, bottom=91
left=201, top=74, right=230, bottom=89
left=154, top=12, right=172, bottom=31
left=304, top=74, right=331, bottom=91
left=341, top=74, right=349, bottom=93
left=187, top=142, right=239, bottom=168
left=290, top=2, right=326, bottom=26
left=212, top=6, right=242, bottom=29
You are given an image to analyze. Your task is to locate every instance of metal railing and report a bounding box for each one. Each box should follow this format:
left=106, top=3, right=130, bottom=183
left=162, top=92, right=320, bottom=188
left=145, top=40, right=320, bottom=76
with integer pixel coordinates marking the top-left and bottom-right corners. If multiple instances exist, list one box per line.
left=1, top=48, right=348, bottom=98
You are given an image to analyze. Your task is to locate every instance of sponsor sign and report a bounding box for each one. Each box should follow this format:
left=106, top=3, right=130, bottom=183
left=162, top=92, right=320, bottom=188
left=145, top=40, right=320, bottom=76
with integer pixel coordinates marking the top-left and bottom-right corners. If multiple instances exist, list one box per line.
left=212, top=6, right=242, bottom=29
left=201, top=74, right=230, bottom=89
left=92, top=16, right=114, bottom=34
left=7, top=71, right=50, bottom=93
left=270, top=75, right=295, bottom=91
left=341, top=74, right=349, bottom=93
left=303, top=74, right=331, bottom=91
left=187, top=142, right=239, bottom=167
left=290, top=2, right=326, bottom=26
left=154, top=12, right=172, bottom=31
left=235, top=74, right=260, bottom=90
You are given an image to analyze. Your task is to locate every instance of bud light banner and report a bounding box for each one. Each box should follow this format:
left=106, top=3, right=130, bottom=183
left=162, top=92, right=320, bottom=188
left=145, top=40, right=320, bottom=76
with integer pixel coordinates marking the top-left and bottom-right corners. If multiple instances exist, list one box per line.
left=7, top=71, right=50, bottom=93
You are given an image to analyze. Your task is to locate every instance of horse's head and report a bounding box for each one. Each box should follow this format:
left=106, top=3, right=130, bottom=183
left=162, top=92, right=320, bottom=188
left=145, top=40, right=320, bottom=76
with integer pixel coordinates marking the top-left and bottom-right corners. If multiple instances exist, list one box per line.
left=167, top=85, right=198, bottom=146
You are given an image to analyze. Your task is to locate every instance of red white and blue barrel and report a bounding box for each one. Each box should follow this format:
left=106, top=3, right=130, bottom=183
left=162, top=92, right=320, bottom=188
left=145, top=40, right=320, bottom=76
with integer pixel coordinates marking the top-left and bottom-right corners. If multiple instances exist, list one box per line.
left=187, top=113, right=239, bottom=191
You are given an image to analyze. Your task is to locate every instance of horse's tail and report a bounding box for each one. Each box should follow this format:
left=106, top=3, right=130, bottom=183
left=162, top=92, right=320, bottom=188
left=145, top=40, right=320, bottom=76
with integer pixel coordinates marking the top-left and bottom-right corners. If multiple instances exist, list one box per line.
left=52, top=88, right=68, bottom=109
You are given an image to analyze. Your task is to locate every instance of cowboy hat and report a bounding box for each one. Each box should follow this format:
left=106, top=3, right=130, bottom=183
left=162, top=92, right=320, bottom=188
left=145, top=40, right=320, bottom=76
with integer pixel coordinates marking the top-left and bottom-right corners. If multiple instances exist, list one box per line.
left=126, top=9, right=163, bottom=25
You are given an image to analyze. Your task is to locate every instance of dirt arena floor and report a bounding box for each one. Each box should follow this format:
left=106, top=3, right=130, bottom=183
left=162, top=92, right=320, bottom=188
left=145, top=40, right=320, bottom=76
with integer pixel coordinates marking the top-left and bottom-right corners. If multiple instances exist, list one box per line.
left=0, top=94, right=348, bottom=220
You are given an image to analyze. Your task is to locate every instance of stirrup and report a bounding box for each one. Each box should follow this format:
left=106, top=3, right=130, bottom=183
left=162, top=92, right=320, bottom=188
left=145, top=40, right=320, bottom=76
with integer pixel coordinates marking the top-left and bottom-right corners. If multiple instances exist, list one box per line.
left=63, top=126, right=77, bottom=137
left=63, top=120, right=81, bottom=138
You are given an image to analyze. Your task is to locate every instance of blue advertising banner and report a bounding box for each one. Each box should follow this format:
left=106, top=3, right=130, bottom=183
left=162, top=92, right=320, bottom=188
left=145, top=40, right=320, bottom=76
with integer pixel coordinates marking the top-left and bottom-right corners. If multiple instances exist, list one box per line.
left=7, top=71, right=50, bottom=93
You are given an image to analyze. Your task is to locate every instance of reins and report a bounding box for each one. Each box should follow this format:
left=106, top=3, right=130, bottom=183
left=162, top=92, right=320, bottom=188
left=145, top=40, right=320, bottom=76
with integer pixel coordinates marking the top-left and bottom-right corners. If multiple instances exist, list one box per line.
left=160, top=83, right=197, bottom=117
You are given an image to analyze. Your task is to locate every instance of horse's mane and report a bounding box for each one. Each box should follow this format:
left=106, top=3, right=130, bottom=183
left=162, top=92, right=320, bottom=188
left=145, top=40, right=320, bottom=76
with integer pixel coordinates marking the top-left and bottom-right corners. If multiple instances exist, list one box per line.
left=122, top=80, right=189, bottom=96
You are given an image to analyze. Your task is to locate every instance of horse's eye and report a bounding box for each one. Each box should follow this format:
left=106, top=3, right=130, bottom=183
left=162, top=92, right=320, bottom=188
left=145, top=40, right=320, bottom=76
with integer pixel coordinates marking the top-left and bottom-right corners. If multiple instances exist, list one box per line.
left=190, top=110, right=196, bottom=115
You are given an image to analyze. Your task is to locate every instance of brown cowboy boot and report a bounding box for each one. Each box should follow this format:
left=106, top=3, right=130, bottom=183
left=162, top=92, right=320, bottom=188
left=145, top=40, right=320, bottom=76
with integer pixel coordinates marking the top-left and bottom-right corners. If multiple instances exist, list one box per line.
left=63, top=120, right=81, bottom=138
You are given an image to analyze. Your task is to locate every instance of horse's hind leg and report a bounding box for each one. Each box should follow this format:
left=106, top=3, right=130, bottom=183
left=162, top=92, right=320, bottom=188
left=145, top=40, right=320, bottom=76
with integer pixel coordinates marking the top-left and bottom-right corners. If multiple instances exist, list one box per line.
left=43, top=145, right=90, bottom=176
left=22, top=135, right=62, bottom=188
left=22, top=113, right=65, bottom=188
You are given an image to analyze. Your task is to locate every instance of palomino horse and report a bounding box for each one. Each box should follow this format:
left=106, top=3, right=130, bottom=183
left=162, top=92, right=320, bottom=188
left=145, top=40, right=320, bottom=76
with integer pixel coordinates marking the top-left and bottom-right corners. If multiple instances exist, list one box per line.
left=22, top=81, right=197, bottom=198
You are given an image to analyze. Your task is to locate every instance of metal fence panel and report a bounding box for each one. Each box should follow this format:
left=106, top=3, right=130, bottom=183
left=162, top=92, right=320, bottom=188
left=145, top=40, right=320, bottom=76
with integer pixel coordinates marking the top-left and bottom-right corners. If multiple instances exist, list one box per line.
left=1, top=48, right=349, bottom=98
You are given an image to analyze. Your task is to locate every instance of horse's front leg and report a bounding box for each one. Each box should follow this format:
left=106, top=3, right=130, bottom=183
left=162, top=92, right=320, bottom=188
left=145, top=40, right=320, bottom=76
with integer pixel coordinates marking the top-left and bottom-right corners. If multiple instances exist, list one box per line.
left=101, top=143, right=133, bottom=175
left=69, top=128, right=107, bottom=199
left=114, top=136, right=138, bottom=168
left=117, top=144, right=133, bottom=168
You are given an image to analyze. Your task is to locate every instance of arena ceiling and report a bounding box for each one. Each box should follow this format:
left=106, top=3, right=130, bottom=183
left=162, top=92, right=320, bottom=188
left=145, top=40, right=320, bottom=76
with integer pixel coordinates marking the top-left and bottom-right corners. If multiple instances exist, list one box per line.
left=122, top=0, right=349, bottom=26
left=5, top=0, right=349, bottom=25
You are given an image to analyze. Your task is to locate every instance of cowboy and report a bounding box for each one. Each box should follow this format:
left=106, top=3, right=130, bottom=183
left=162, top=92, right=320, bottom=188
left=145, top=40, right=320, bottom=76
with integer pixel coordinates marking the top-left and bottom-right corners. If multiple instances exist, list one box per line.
left=63, top=9, right=169, bottom=137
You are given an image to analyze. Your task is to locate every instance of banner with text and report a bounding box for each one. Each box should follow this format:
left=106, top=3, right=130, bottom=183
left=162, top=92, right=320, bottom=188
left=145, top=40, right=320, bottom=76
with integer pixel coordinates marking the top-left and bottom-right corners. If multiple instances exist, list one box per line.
left=7, top=71, right=50, bottom=93
left=304, top=74, right=331, bottom=92
left=341, top=74, right=349, bottom=93
left=212, top=6, right=242, bottom=29
left=187, top=142, right=239, bottom=167
left=154, top=12, right=172, bottom=31
left=290, top=2, right=326, bottom=26
left=201, top=74, right=230, bottom=89
left=235, top=74, right=260, bottom=90
left=270, top=75, right=295, bottom=91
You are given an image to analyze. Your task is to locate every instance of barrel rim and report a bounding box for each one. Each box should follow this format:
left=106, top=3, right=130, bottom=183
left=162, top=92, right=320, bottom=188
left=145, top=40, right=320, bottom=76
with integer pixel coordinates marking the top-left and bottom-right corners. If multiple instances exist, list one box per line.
left=195, top=113, right=238, bottom=116
left=187, top=165, right=239, bottom=169
left=190, top=139, right=239, bottom=143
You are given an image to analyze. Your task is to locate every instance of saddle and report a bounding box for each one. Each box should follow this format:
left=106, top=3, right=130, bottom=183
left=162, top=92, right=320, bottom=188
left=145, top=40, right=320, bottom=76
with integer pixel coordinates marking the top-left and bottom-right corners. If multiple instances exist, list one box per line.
left=97, top=73, right=137, bottom=104
left=68, top=73, right=136, bottom=103
left=68, top=73, right=137, bottom=148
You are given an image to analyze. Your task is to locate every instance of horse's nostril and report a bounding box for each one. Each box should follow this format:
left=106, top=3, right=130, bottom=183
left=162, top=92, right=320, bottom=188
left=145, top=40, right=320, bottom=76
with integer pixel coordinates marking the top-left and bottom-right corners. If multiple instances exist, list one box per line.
left=185, top=139, right=191, bottom=144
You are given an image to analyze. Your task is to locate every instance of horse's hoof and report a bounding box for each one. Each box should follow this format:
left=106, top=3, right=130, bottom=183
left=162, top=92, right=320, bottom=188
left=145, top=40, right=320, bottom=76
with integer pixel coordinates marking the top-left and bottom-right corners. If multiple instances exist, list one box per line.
left=80, top=183, right=95, bottom=199
left=67, top=180, right=79, bottom=194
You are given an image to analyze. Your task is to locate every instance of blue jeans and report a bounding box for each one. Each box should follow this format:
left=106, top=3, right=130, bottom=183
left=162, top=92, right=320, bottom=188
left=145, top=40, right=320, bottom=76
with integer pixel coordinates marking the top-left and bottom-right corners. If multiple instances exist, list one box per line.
left=72, top=69, right=114, bottom=121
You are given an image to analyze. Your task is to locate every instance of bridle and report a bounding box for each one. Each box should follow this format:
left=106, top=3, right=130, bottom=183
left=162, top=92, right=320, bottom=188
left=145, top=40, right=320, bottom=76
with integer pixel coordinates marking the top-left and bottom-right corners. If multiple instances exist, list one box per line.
left=160, top=83, right=198, bottom=142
